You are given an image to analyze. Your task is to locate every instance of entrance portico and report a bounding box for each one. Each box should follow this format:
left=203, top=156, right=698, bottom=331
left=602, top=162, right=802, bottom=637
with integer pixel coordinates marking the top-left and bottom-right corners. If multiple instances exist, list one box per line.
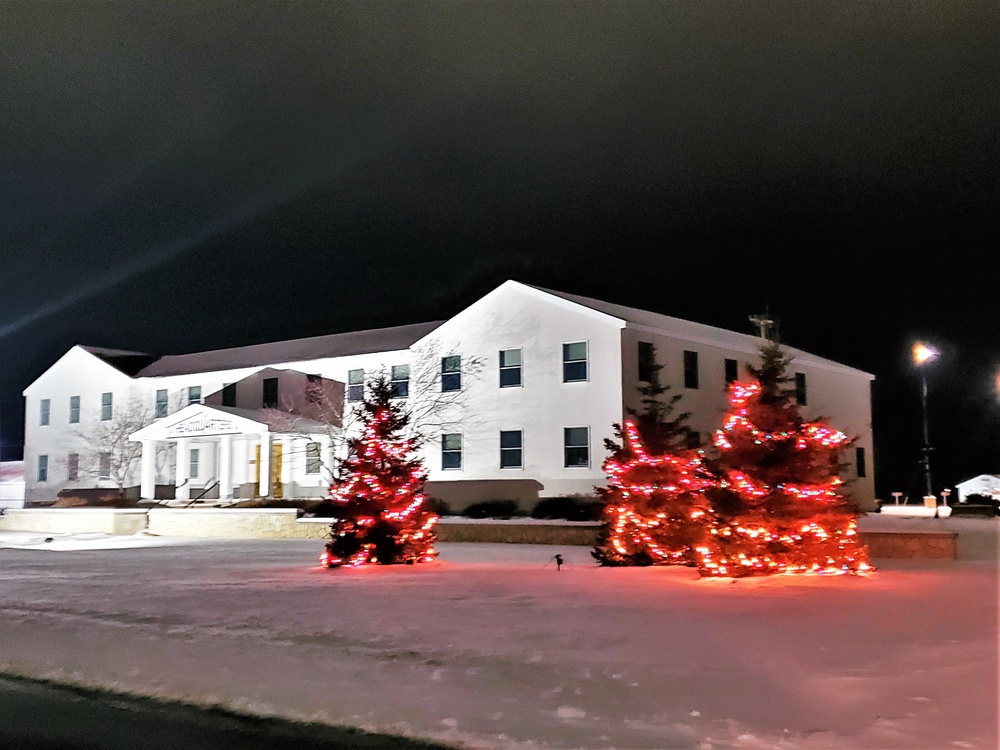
left=130, top=405, right=332, bottom=502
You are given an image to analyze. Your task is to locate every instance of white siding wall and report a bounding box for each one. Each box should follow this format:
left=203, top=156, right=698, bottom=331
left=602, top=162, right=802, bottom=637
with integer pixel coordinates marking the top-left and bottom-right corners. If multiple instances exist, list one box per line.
left=620, top=327, right=876, bottom=509
left=22, top=347, right=137, bottom=503
left=409, top=284, right=625, bottom=498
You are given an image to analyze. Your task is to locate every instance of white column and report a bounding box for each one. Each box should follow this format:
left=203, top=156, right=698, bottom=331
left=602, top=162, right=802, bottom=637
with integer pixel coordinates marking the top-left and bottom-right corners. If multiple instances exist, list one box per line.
left=175, top=438, right=190, bottom=501
left=318, top=434, right=332, bottom=486
left=140, top=440, right=156, bottom=500
left=258, top=432, right=270, bottom=497
left=280, top=436, right=292, bottom=496
left=219, top=434, right=232, bottom=501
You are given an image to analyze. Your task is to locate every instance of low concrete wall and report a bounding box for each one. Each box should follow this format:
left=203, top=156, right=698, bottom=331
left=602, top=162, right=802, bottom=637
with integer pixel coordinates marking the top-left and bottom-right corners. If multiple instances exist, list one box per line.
left=0, top=509, right=963, bottom=559
left=0, top=508, right=148, bottom=535
left=863, top=531, right=958, bottom=560
left=147, top=509, right=329, bottom=539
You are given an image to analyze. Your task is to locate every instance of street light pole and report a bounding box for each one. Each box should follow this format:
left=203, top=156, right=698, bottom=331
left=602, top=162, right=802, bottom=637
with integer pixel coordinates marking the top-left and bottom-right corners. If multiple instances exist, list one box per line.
left=913, top=342, right=938, bottom=500
left=919, top=367, right=933, bottom=497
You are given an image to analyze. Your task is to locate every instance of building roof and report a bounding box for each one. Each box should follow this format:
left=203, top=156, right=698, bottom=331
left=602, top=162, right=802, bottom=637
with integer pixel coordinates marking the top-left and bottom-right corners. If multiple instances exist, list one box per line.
left=135, top=321, right=444, bottom=378
left=81, top=346, right=160, bottom=377
left=529, top=284, right=873, bottom=378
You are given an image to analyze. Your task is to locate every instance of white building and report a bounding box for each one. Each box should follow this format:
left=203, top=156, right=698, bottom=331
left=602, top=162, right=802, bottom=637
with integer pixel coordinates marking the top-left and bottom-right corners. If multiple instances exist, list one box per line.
left=954, top=474, right=1000, bottom=503
left=0, top=461, right=25, bottom=509
left=21, top=281, right=877, bottom=510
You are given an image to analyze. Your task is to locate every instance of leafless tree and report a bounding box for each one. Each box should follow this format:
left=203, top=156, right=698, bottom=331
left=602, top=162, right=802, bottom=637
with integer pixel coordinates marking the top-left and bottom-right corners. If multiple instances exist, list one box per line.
left=70, top=397, right=154, bottom=498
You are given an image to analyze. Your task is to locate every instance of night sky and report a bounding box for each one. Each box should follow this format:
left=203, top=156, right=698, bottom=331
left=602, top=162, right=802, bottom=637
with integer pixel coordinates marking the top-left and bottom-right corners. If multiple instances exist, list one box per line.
left=2, top=2, right=998, bottom=498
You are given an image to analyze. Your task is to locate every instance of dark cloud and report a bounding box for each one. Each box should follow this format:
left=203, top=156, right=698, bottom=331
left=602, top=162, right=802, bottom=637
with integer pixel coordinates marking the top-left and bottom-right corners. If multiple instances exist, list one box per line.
left=2, top=1, right=999, bottom=493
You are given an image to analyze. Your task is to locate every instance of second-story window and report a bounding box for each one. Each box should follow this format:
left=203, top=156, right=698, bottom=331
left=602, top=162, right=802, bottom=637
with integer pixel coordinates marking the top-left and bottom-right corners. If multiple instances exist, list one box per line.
left=188, top=386, right=201, bottom=405
left=724, top=358, right=739, bottom=385
left=499, top=348, right=522, bottom=387
left=39, top=399, right=50, bottom=426
left=563, top=342, right=588, bottom=382
left=155, top=389, right=169, bottom=418
left=683, top=351, right=699, bottom=389
left=69, top=395, right=80, bottom=424
left=222, top=383, right=237, bottom=407
left=795, top=372, right=807, bottom=406
left=391, top=365, right=410, bottom=398
left=347, top=369, right=364, bottom=402
left=101, top=392, right=113, bottom=421
left=638, top=342, right=655, bottom=382
left=441, top=356, right=461, bottom=392
left=262, top=377, right=279, bottom=408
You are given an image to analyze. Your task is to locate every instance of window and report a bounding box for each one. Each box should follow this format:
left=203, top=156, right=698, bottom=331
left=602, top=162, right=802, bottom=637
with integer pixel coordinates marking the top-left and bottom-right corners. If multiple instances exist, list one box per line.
left=499, top=348, right=522, bottom=387
left=222, top=383, right=237, bottom=407
left=391, top=365, right=410, bottom=398
left=101, top=392, right=113, bottom=421
left=441, top=355, right=461, bottom=392
left=563, top=342, right=588, bottom=382
left=67, top=453, right=79, bottom=481
left=39, top=399, right=50, bottom=426
left=262, top=377, right=279, bottom=408
left=305, top=374, right=322, bottom=404
left=724, top=358, right=738, bottom=384
left=98, top=453, right=111, bottom=480
left=347, top=369, right=364, bottom=402
left=683, top=350, right=699, bottom=389
left=638, top=342, right=655, bottom=382
left=188, top=386, right=201, bottom=405
left=500, top=430, right=523, bottom=469
left=306, top=442, right=322, bottom=474
left=69, top=395, right=80, bottom=424
left=856, top=447, right=867, bottom=478
left=795, top=372, right=807, bottom=406
left=564, top=427, right=590, bottom=468
left=441, top=433, right=462, bottom=470
left=37, top=455, right=48, bottom=482
left=189, top=448, right=200, bottom=479
left=155, top=389, right=169, bottom=418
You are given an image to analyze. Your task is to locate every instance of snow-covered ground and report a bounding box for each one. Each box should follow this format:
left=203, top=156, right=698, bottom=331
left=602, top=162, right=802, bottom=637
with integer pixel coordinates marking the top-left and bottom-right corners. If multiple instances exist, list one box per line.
left=0, top=517, right=995, bottom=749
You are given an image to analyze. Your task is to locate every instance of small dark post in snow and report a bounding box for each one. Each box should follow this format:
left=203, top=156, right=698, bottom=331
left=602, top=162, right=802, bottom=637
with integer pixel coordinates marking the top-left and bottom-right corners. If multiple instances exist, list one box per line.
left=554, top=554, right=563, bottom=571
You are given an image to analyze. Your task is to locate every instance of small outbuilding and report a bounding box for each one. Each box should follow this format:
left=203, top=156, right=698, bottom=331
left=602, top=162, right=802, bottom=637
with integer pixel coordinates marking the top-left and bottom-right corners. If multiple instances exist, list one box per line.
left=954, top=474, right=1000, bottom=503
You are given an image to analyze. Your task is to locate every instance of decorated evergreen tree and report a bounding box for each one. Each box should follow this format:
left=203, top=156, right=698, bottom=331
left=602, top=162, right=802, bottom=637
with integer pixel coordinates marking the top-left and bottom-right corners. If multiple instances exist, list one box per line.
left=320, top=375, right=438, bottom=567
left=696, top=342, right=872, bottom=577
left=592, top=348, right=713, bottom=566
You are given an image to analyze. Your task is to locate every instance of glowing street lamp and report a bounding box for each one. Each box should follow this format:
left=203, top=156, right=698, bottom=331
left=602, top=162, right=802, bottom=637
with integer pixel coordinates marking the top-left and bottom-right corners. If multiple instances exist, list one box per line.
left=912, top=342, right=939, bottom=499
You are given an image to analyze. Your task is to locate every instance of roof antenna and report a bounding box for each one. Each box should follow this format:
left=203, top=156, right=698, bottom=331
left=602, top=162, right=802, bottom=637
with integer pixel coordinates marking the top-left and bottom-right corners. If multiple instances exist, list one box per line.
left=749, top=308, right=778, bottom=341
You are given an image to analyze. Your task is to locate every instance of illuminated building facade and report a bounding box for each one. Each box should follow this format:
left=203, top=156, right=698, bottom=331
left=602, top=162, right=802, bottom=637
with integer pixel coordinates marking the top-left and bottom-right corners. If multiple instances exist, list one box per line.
left=22, top=281, right=875, bottom=509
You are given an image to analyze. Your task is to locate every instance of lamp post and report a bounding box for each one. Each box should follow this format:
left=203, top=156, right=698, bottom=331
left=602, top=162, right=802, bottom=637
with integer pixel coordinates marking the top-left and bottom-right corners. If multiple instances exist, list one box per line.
left=912, top=342, right=939, bottom=499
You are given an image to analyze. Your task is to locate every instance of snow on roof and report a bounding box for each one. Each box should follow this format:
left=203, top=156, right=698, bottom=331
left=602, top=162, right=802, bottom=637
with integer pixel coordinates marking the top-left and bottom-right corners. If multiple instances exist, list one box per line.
left=135, top=321, right=444, bottom=378
left=529, top=284, right=872, bottom=378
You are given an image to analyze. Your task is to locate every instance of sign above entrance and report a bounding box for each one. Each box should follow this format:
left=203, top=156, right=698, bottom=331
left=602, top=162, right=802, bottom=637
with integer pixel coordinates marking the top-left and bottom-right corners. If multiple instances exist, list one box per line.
left=166, top=412, right=244, bottom=438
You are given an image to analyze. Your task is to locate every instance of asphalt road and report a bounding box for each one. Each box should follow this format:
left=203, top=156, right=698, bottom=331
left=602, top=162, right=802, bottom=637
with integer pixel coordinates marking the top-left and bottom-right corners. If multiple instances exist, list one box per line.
left=0, top=675, right=454, bottom=750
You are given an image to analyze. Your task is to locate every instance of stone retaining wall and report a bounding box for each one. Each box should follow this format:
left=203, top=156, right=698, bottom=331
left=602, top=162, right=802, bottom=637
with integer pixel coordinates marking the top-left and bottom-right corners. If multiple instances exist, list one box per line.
left=862, top=531, right=958, bottom=559
left=436, top=521, right=600, bottom=546
left=0, top=508, right=148, bottom=536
